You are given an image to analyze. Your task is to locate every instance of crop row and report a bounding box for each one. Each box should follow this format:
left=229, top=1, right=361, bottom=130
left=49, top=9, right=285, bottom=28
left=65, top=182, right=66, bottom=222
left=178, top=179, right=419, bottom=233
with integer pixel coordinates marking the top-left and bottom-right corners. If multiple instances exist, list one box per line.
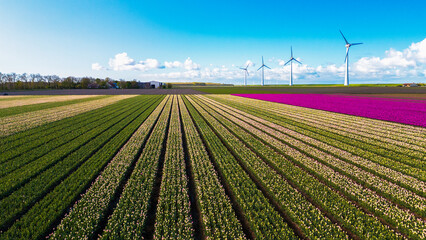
left=186, top=96, right=349, bottom=239
left=154, top=95, right=194, bottom=239
left=0, top=96, right=141, bottom=166
left=228, top=95, right=426, bottom=145
left=0, top=95, right=140, bottom=155
left=263, top=104, right=426, bottom=156
left=0, top=95, right=108, bottom=118
left=99, top=96, right=173, bottom=239
left=178, top=95, right=246, bottom=239
left=0, top=96, right=159, bottom=200
left=0, top=96, right=159, bottom=179
left=49, top=96, right=167, bottom=239
left=246, top=99, right=426, bottom=164
left=183, top=96, right=297, bottom=239
left=0, top=95, right=135, bottom=136
left=200, top=96, right=425, bottom=212
left=0, top=96, right=162, bottom=239
left=0, top=95, right=97, bottom=109
left=210, top=95, right=426, bottom=183
left=195, top=95, right=425, bottom=239
left=190, top=96, right=403, bottom=239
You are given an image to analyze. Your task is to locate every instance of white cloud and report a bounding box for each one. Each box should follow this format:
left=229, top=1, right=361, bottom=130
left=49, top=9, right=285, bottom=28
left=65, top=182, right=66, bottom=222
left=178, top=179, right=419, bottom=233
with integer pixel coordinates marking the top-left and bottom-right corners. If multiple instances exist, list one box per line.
left=108, top=52, right=164, bottom=71
left=91, top=63, right=104, bottom=71
left=245, top=60, right=255, bottom=67
left=184, top=57, right=200, bottom=70
left=164, top=61, right=183, bottom=68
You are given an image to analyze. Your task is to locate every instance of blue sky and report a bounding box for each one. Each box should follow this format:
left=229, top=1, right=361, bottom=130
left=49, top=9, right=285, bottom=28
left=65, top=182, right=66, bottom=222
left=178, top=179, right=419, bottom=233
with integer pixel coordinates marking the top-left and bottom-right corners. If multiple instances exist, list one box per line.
left=1, top=0, right=425, bottom=84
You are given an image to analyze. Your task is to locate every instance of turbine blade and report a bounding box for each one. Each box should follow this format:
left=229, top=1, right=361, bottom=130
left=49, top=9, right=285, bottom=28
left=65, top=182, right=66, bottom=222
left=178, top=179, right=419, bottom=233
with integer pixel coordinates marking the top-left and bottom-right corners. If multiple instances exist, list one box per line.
left=264, top=65, right=271, bottom=69
left=284, top=59, right=292, bottom=66
left=262, top=56, right=264, bottom=65
left=339, top=30, right=349, bottom=44
left=246, top=64, right=250, bottom=68
left=240, top=68, right=245, bottom=70
left=294, top=59, right=302, bottom=64
left=351, top=43, right=363, bottom=46
left=257, top=66, right=263, bottom=71
left=291, top=46, right=293, bottom=58
left=246, top=70, right=249, bottom=76
left=344, top=51, right=349, bottom=63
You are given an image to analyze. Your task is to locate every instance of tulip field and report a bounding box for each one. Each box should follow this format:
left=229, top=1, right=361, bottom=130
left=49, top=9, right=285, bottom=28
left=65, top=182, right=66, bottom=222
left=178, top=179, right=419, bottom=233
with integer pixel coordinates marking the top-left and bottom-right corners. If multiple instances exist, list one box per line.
left=0, top=94, right=424, bottom=239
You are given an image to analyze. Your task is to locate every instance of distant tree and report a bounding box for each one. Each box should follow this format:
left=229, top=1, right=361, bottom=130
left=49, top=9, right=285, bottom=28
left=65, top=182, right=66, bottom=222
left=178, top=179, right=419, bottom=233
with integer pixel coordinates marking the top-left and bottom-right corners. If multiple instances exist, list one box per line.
left=80, top=77, right=92, bottom=89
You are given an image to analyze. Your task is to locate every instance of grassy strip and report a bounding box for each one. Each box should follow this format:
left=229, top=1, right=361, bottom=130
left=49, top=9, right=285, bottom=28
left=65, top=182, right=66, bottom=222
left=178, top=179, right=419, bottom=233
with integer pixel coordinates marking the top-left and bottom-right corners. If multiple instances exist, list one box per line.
left=99, top=96, right=172, bottom=239
left=184, top=97, right=297, bottom=239
left=0, top=96, right=161, bottom=240
left=49, top=96, right=166, bottom=239
left=179, top=96, right=246, bottom=239
left=0, top=95, right=109, bottom=118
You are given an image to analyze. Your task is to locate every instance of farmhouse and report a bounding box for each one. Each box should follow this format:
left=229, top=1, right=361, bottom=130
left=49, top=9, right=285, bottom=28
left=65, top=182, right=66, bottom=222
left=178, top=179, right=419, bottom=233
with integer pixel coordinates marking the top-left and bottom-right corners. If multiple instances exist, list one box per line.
left=402, top=83, right=419, bottom=87
left=137, top=81, right=164, bottom=89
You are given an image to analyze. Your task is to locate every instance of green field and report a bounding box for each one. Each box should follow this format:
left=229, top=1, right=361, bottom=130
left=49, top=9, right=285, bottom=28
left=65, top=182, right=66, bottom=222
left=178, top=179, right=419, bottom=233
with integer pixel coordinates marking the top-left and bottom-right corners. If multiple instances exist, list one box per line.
left=0, top=94, right=424, bottom=239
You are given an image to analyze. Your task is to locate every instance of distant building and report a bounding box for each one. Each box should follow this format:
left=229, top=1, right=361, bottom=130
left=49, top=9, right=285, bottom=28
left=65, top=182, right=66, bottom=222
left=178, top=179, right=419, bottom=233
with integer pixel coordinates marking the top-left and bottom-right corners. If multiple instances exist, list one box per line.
left=402, top=83, right=419, bottom=87
left=138, top=81, right=164, bottom=89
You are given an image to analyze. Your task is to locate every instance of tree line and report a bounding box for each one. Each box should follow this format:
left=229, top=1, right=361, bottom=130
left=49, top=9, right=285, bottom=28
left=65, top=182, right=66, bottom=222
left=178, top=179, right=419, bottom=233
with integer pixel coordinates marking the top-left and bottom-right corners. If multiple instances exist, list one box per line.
left=0, top=72, right=169, bottom=90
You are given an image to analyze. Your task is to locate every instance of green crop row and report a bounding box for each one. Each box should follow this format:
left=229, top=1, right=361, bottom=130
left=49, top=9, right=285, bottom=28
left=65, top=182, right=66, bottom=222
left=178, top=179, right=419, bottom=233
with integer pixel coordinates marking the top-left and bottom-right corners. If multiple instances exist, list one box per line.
left=99, top=96, right=173, bottom=239
left=0, top=96, right=162, bottom=240
left=0, top=96, right=139, bottom=164
left=49, top=96, right=166, bottom=239
left=0, top=96, right=158, bottom=178
left=201, top=96, right=425, bottom=214
left=178, top=95, right=246, bottom=239
left=210, top=95, right=426, bottom=185
left=0, top=96, right=158, bottom=200
left=184, top=96, right=297, bottom=239
left=198, top=96, right=423, bottom=239
left=154, top=95, right=194, bottom=239
left=187, top=96, right=348, bottom=239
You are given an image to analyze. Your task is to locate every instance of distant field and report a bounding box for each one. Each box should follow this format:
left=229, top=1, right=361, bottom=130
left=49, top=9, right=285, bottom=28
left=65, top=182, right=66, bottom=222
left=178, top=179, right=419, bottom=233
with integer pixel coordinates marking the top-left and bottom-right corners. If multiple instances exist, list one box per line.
left=194, top=85, right=426, bottom=94
left=0, top=94, right=424, bottom=239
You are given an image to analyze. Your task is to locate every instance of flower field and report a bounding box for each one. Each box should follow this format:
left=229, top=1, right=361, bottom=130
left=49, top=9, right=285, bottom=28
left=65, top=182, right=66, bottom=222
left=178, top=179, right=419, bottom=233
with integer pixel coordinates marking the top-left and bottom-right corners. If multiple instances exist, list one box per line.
left=0, top=94, right=424, bottom=239
left=233, top=93, right=426, bottom=127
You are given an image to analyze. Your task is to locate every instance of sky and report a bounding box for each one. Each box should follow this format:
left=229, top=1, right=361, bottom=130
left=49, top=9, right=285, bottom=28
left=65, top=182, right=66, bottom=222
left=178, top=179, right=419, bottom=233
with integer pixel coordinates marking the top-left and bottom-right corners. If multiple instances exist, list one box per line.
left=0, top=0, right=425, bottom=85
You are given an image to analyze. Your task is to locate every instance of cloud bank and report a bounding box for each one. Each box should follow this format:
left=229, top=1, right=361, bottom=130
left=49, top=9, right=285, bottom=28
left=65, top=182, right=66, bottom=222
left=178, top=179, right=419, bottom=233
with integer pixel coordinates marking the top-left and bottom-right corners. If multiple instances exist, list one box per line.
left=92, top=38, right=426, bottom=83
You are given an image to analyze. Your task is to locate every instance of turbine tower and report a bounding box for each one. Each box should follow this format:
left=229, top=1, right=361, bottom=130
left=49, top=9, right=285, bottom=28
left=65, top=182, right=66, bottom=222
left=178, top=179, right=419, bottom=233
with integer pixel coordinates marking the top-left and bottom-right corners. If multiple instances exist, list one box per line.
left=240, top=64, right=249, bottom=86
left=340, top=30, right=363, bottom=86
left=257, top=56, right=270, bottom=86
left=283, top=46, right=302, bottom=86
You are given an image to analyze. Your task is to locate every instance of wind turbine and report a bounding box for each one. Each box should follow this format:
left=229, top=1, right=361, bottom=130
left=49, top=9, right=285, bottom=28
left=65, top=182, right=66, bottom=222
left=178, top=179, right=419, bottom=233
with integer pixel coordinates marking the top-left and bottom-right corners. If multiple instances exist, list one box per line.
left=340, top=30, right=363, bottom=86
left=257, top=56, right=270, bottom=86
left=240, top=64, right=249, bottom=86
left=283, top=46, right=302, bottom=86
